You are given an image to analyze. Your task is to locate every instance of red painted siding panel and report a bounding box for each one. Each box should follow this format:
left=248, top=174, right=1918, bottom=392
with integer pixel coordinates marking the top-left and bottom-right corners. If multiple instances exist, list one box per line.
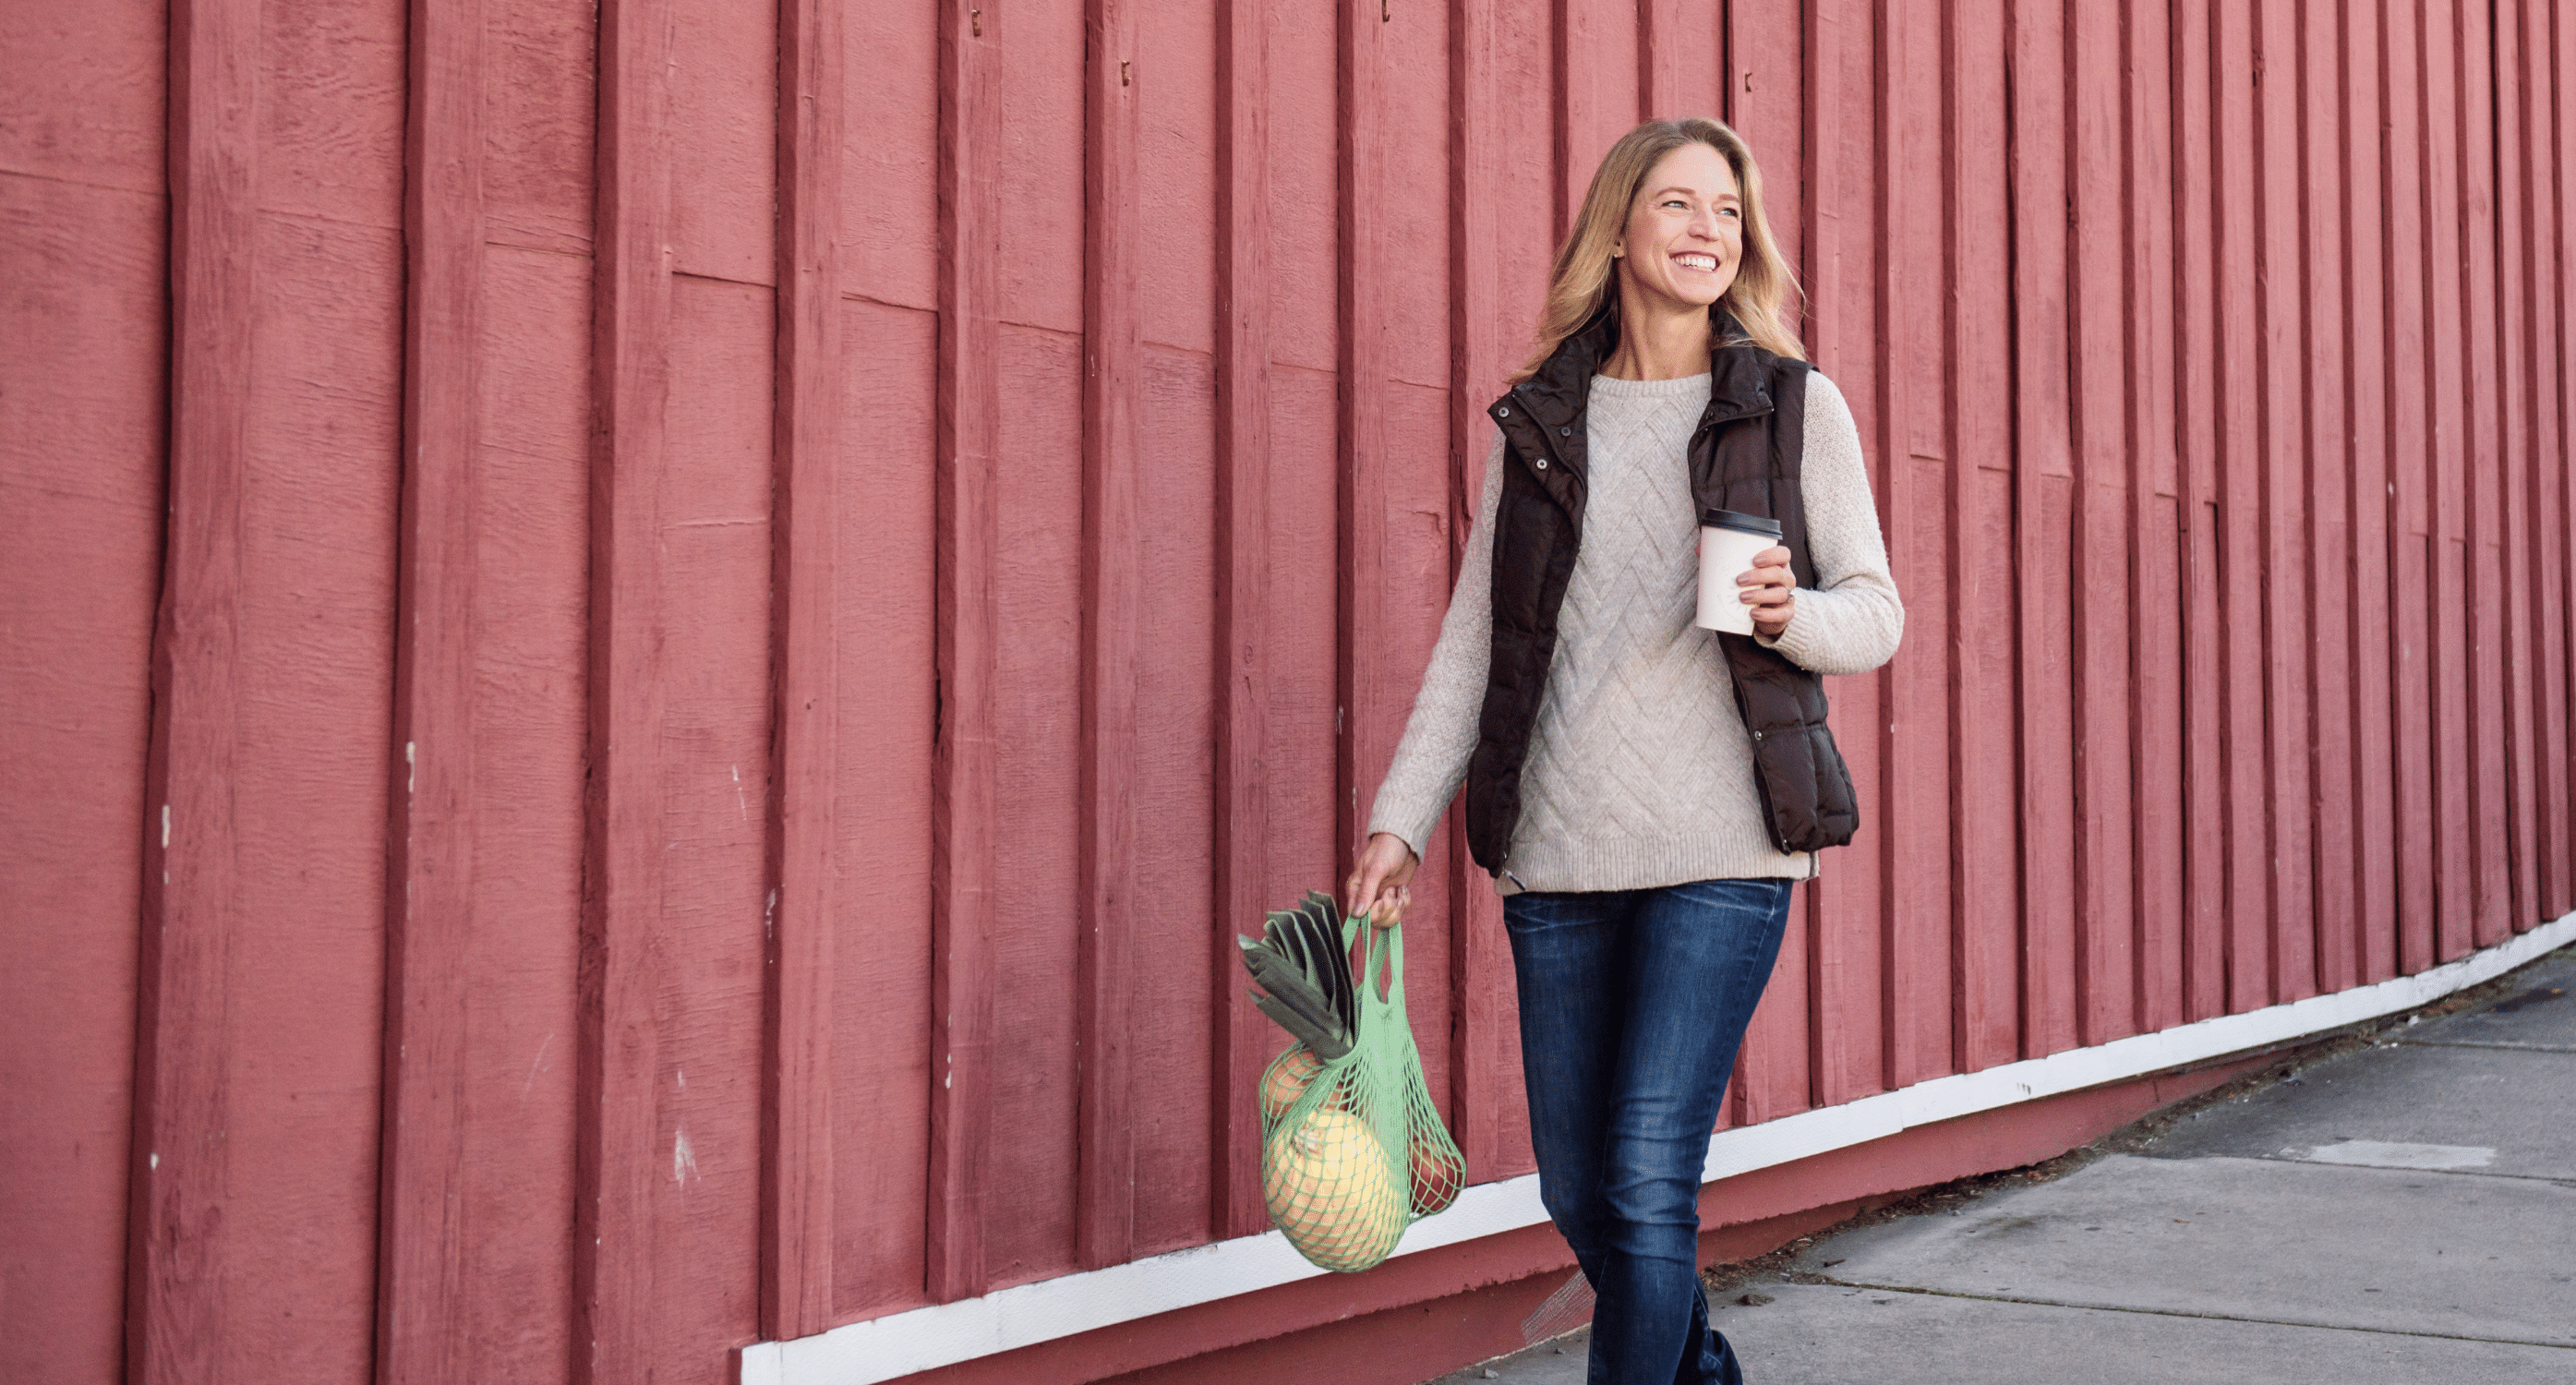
left=0, top=6, right=166, bottom=1377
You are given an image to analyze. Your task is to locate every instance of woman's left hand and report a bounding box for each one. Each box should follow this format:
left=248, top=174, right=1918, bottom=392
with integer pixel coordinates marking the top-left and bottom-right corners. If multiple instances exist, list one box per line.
left=1737, top=545, right=1796, bottom=637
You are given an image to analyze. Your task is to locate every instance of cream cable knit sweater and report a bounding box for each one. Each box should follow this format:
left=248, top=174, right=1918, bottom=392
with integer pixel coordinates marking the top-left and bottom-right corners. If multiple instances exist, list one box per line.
left=1366, top=369, right=1902, bottom=891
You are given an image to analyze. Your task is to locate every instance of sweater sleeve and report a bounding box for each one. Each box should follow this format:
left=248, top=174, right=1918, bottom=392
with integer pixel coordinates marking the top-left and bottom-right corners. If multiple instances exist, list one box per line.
left=1364, top=430, right=1507, bottom=862
left=1761, top=371, right=1905, bottom=677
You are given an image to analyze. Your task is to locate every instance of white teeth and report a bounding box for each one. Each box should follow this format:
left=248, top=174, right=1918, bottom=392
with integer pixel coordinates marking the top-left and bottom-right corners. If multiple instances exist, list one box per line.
left=1676, top=254, right=1717, bottom=271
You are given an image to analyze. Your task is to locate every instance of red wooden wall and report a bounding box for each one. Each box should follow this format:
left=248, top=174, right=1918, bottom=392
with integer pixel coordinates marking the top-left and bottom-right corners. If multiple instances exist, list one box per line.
left=5, top=0, right=2574, bottom=1380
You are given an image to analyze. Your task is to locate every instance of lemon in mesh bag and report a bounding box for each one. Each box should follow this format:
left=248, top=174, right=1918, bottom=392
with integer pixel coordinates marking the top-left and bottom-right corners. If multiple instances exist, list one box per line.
left=1239, top=892, right=1466, bottom=1272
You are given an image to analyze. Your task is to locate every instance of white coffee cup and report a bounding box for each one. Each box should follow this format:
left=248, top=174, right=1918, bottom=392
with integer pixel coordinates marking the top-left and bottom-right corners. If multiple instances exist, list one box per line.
left=1695, top=509, right=1785, bottom=635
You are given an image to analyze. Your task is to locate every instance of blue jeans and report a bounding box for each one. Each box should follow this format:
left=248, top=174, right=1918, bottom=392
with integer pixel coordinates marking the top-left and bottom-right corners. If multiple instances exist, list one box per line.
left=1504, top=877, right=1796, bottom=1385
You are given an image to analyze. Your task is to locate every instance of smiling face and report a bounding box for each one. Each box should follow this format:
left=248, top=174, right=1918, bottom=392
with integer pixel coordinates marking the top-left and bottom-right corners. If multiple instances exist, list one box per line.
left=1612, top=141, right=1743, bottom=314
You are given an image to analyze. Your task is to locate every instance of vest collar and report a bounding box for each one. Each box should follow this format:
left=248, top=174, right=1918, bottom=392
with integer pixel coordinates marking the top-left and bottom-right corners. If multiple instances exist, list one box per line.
left=1509, top=305, right=1781, bottom=443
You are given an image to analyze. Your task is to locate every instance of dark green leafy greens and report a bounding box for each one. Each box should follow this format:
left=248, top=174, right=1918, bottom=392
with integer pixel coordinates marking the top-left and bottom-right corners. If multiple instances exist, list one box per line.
left=1236, top=890, right=1358, bottom=1060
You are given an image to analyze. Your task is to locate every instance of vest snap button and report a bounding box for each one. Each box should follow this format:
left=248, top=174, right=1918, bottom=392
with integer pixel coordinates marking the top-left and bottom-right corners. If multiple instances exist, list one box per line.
left=1535, top=459, right=1547, bottom=470
left=1559, top=426, right=1571, bottom=437
left=1496, top=405, right=1509, bottom=417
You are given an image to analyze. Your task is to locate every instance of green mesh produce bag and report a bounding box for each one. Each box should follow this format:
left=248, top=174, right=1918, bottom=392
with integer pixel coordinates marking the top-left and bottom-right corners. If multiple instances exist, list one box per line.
left=1239, top=893, right=1466, bottom=1273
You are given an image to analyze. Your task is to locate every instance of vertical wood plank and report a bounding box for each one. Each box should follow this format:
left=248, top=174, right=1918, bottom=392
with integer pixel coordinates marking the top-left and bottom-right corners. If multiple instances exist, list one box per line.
left=2473, top=0, right=2534, bottom=936
left=1444, top=0, right=1523, bottom=1186
left=1639, top=0, right=1684, bottom=120
left=0, top=10, right=166, bottom=1373
left=1553, top=0, right=1583, bottom=235
left=2069, top=0, right=2137, bottom=1042
left=1864, top=0, right=1926, bottom=1086
left=2552, top=0, right=2576, bottom=922
left=1077, top=0, right=1141, bottom=1272
left=575, top=0, right=673, bottom=1375
left=1210, top=0, right=1275, bottom=1243
left=377, top=0, right=482, bottom=1376
left=2384, top=0, right=2439, bottom=975
left=2125, top=0, right=2186, bottom=1034
left=2555, top=0, right=2576, bottom=921
left=1951, top=0, right=2022, bottom=1069
left=2343, top=0, right=2401, bottom=984
left=2300, top=0, right=2358, bottom=997
left=2506, top=0, right=2537, bottom=914
left=126, top=0, right=257, bottom=1375
left=2423, top=0, right=2476, bottom=964
left=929, top=0, right=1003, bottom=1304
left=1804, top=0, right=1886, bottom=1111
left=2010, top=0, right=2078, bottom=1054
left=2171, top=0, right=2230, bottom=1023
left=1733, top=0, right=1812, bottom=1119
left=2254, top=0, right=2316, bottom=1004
left=2213, top=0, right=2274, bottom=1011
left=1338, top=0, right=1390, bottom=904
left=763, top=0, right=842, bottom=1340
left=2455, top=0, right=2514, bottom=949
left=2522, top=0, right=2573, bottom=922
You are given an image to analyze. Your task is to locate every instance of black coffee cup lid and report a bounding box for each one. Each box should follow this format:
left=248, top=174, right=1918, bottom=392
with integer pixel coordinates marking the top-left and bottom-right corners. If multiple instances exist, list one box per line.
left=1701, top=508, right=1783, bottom=536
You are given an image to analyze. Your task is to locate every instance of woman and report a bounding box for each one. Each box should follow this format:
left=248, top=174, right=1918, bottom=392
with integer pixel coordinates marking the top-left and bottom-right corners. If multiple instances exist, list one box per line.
left=1346, top=119, right=1902, bottom=1383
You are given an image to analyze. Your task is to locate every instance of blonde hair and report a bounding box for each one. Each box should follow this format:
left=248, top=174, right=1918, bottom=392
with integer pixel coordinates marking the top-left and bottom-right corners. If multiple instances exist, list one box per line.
left=1510, top=118, right=1805, bottom=383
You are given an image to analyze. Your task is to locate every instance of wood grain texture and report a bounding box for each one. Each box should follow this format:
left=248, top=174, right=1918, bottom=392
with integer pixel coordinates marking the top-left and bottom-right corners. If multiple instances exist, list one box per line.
left=2422, top=0, right=2477, bottom=965
left=2452, top=0, right=2513, bottom=952
left=575, top=0, right=676, bottom=1376
left=2070, top=0, right=2138, bottom=1043
left=1807, top=0, right=1886, bottom=1110
left=378, top=0, right=483, bottom=1376
left=126, top=0, right=258, bottom=1376
left=2010, top=0, right=2077, bottom=1054
left=2254, top=0, right=2316, bottom=1006
left=2384, top=0, right=2441, bottom=977
left=1338, top=0, right=1389, bottom=894
left=764, top=0, right=842, bottom=1340
left=2341, top=0, right=2401, bottom=984
left=1210, top=0, right=1276, bottom=1244
left=2216, top=0, right=2278, bottom=1013
left=2485, top=1, right=2542, bottom=943
left=1077, top=0, right=1141, bottom=1272
left=1453, top=0, right=1537, bottom=1182
left=1882, top=0, right=1954, bottom=1093
left=2545, top=0, right=2565, bottom=926
left=1950, top=0, right=2022, bottom=1068
left=0, top=163, right=164, bottom=1385
left=2299, top=0, right=2358, bottom=998
left=929, top=0, right=1003, bottom=1304
left=2170, top=0, right=2229, bottom=1025
left=2126, top=0, right=2186, bottom=1034
left=1733, top=0, right=1812, bottom=1123
left=2521, top=0, right=2573, bottom=922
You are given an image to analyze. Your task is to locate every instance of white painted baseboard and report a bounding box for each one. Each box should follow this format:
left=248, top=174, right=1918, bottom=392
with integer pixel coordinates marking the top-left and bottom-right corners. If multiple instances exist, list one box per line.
left=740, top=911, right=2576, bottom=1385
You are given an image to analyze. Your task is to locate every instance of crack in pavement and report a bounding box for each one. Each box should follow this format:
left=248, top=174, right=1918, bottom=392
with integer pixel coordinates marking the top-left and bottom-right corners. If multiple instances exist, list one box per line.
left=2393, top=1039, right=2576, bottom=1055
left=2226, top=1155, right=2576, bottom=1186
left=1788, top=1276, right=2576, bottom=1353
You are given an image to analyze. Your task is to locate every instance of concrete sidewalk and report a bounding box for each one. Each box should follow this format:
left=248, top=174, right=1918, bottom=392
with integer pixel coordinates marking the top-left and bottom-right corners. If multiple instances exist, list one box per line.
left=1429, top=943, right=2576, bottom=1385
